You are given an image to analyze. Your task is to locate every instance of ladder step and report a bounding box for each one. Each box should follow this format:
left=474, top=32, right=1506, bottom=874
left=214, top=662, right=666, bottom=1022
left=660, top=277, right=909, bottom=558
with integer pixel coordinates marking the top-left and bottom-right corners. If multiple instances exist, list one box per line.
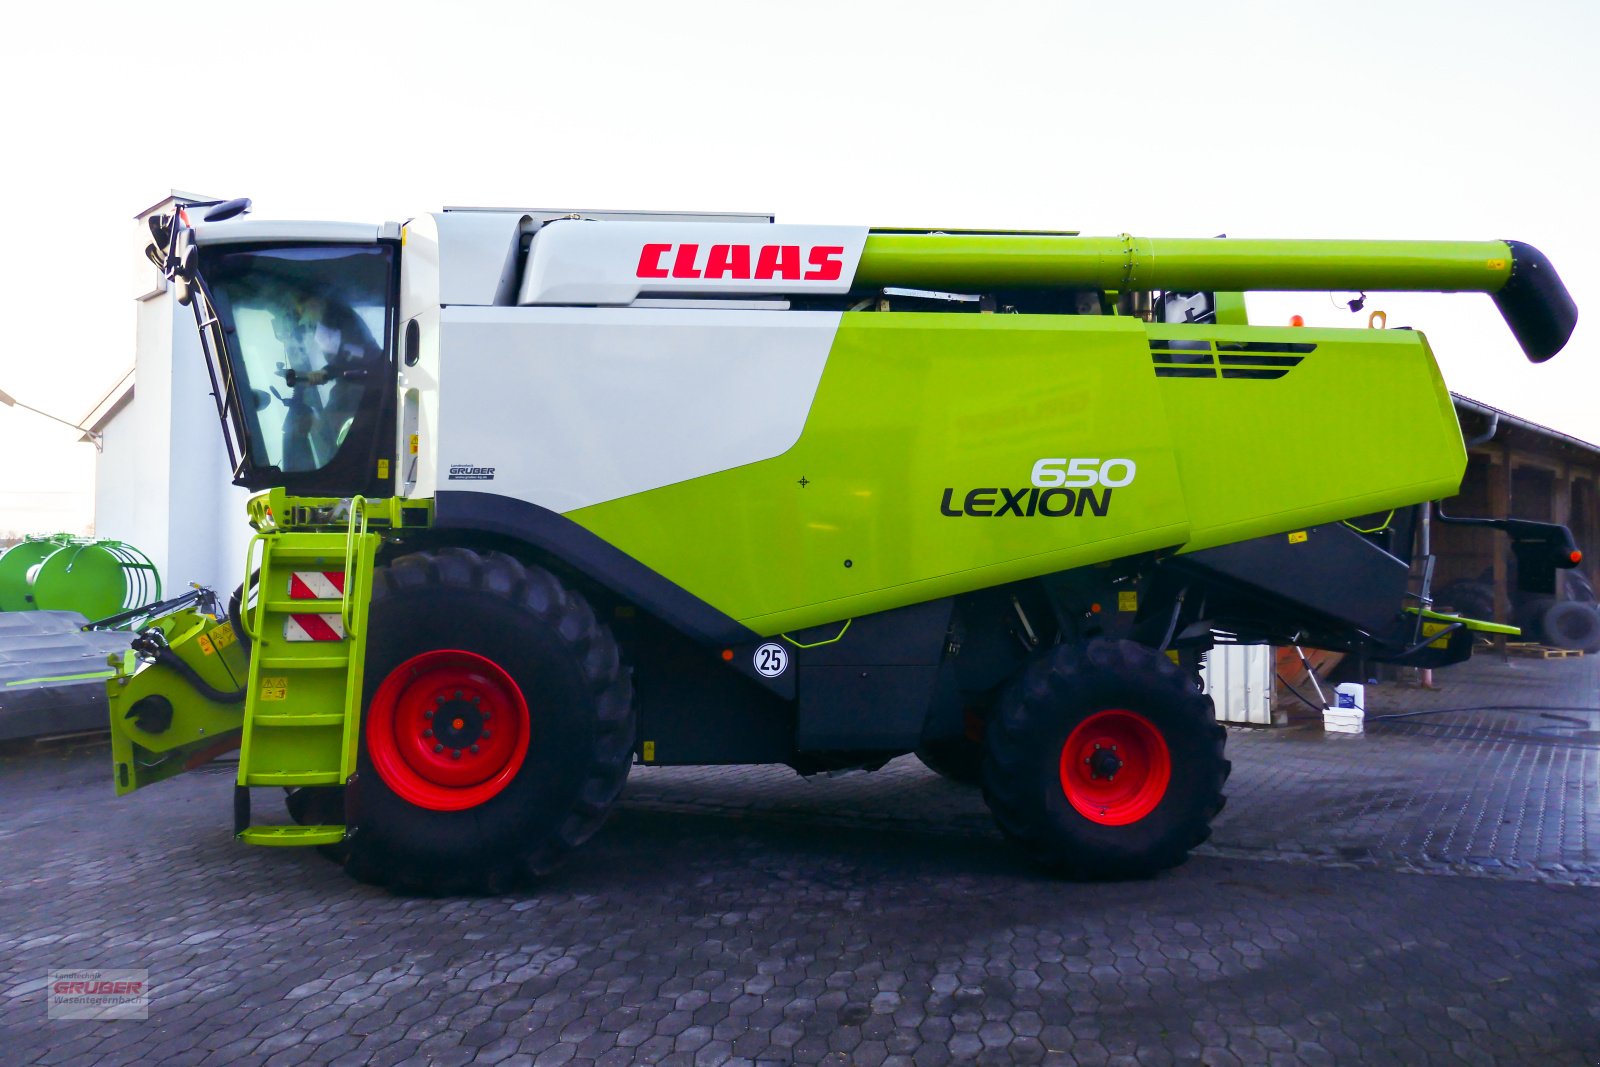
left=264, top=599, right=344, bottom=613
left=255, top=656, right=351, bottom=670
left=243, top=771, right=344, bottom=787
left=252, top=712, right=346, bottom=727
left=239, top=825, right=345, bottom=847
left=260, top=536, right=350, bottom=558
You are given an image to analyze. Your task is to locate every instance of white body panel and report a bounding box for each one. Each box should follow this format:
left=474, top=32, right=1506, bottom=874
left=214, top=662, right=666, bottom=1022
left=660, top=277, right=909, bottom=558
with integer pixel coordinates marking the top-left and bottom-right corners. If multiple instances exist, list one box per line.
left=433, top=307, right=841, bottom=512
left=518, top=221, right=869, bottom=306
left=191, top=219, right=387, bottom=246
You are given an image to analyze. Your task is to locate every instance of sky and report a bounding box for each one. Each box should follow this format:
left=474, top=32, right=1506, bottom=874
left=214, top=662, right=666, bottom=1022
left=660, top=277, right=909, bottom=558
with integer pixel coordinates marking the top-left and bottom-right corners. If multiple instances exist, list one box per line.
left=0, top=0, right=1595, bottom=536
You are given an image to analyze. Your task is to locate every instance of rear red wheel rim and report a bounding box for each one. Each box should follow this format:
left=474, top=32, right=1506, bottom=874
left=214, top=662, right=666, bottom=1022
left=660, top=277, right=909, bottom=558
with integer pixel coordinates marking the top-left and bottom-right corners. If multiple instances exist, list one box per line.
left=367, top=649, right=531, bottom=811
left=1058, top=709, right=1171, bottom=825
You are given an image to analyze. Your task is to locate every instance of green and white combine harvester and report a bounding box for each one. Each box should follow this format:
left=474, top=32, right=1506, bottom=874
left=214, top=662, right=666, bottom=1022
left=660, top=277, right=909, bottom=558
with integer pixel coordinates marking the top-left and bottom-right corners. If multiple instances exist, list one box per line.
left=111, top=199, right=1582, bottom=892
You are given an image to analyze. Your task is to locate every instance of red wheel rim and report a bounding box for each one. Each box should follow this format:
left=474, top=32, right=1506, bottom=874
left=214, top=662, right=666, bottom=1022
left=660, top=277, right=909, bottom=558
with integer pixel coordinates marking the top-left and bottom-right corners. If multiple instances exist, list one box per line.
left=1058, top=709, right=1171, bottom=826
left=366, top=650, right=531, bottom=811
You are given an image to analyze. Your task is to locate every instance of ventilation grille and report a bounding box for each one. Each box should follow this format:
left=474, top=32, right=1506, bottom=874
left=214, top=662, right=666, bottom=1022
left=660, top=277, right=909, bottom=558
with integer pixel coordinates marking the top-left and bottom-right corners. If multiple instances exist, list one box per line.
left=1149, top=339, right=1315, bottom=380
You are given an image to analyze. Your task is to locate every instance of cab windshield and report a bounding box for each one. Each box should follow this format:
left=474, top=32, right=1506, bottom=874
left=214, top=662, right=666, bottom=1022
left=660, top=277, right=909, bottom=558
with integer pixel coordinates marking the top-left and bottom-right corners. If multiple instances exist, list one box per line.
left=199, top=243, right=395, bottom=489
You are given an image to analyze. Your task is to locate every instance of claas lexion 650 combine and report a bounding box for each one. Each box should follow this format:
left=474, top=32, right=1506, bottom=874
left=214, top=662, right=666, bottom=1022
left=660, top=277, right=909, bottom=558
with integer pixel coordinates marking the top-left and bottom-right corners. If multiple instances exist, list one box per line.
left=111, top=197, right=1581, bottom=892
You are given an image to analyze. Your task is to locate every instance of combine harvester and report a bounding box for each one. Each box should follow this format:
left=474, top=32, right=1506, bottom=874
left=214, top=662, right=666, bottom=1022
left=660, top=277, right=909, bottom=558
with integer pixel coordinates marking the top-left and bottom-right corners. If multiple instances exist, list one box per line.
left=107, top=199, right=1580, bottom=891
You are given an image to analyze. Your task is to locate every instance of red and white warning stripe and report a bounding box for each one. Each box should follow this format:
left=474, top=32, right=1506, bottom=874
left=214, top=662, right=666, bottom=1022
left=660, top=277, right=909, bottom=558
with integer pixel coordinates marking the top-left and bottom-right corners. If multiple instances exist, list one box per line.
left=284, top=613, right=345, bottom=642
left=283, top=572, right=347, bottom=640
left=288, top=571, right=345, bottom=600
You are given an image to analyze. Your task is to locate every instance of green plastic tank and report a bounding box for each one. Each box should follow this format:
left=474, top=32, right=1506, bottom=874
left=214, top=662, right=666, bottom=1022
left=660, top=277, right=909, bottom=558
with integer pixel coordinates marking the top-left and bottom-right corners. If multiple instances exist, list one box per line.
left=23, top=539, right=162, bottom=620
left=0, top=535, right=72, bottom=611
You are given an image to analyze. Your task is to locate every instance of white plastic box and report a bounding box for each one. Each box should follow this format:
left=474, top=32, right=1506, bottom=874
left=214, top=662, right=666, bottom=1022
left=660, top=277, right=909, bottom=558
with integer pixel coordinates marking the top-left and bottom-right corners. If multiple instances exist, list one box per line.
left=1324, top=683, right=1365, bottom=734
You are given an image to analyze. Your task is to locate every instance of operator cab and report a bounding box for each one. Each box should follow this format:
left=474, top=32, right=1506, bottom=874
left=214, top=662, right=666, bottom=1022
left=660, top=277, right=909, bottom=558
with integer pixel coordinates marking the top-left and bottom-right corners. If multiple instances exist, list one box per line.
left=158, top=211, right=401, bottom=496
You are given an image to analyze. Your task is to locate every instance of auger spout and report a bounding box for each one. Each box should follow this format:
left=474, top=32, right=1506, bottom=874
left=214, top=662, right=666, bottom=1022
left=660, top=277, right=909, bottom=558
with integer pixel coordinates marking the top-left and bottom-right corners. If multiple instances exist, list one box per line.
left=856, top=234, right=1577, bottom=362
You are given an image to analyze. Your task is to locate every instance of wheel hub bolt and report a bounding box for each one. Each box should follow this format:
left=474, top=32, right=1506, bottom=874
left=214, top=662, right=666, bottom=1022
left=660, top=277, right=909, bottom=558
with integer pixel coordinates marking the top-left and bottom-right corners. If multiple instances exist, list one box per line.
left=470, top=744, right=480, bottom=754
left=452, top=749, right=462, bottom=760
left=482, top=730, right=492, bottom=740
left=1088, top=748, right=1124, bottom=780
left=423, top=729, right=433, bottom=738
left=424, top=709, right=433, bottom=720
left=433, top=743, right=443, bottom=753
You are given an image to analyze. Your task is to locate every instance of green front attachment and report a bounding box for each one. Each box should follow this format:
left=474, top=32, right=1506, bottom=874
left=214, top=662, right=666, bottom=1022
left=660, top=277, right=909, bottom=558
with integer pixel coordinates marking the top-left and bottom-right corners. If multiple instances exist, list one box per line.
left=108, top=608, right=248, bottom=795
left=0, top=534, right=71, bottom=612
left=233, top=495, right=379, bottom=847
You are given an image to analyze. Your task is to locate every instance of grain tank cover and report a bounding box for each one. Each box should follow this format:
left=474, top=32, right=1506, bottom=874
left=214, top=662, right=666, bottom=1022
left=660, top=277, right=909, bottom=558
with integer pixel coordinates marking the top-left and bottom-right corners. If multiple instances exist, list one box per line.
left=517, top=220, right=870, bottom=306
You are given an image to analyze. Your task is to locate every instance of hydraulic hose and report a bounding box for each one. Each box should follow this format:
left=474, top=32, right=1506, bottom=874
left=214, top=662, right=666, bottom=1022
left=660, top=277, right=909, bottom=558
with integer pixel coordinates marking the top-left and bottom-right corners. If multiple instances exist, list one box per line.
left=130, top=632, right=246, bottom=705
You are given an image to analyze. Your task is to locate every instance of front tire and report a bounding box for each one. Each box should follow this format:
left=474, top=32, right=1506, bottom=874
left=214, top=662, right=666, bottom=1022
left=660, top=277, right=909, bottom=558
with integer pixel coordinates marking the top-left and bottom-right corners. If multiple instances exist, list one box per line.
left=345, top=548, right=634, bottom=893
left=982, top=638, right=1228, bottom=879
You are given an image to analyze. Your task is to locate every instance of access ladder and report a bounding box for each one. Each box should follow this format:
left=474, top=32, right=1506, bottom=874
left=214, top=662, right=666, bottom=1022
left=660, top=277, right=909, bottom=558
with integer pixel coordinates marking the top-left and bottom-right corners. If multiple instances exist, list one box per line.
left=233, top=496, right=380, bottom=846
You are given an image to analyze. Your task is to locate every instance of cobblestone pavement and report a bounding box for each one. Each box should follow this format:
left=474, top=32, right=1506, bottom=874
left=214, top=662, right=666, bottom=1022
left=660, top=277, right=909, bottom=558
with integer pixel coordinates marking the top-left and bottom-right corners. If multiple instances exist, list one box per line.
left=2, top=655, right=1598, bottom=1064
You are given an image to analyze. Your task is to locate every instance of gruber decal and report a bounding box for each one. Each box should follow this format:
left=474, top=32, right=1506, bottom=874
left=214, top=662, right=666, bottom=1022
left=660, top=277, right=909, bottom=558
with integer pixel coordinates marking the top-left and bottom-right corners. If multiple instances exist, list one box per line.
left=940, top=486, right=1114, bottom=518
left=637, top=243, right=845, bottom=282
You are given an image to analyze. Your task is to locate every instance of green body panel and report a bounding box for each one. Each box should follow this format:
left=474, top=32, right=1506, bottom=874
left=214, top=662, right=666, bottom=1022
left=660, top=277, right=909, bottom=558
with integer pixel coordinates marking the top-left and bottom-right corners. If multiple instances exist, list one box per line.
left=856, top=234, right=1514, bottom=294
left=107, top=609, right=248, bottom=796
left=1148, top=324, right=1464, bottom=552
left=569, top=315, right=1464, bottom=635
left=1407, top=606, right=1520, bottom=637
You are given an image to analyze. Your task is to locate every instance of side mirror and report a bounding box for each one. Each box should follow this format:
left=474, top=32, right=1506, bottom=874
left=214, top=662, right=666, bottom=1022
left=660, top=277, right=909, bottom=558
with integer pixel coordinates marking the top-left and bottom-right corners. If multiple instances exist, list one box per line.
left=203, top=198, right=252, bottom=222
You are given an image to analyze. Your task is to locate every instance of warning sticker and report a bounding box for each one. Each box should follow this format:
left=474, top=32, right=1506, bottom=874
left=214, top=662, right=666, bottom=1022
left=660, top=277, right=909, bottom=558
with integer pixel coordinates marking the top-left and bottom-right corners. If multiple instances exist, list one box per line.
left=211, top=624, right=236, bottom=650
left=260, top=677, right=288, bottom=701
left=1288, top=531, right=1309, bottom=544
left=1117, top=591, right=1138, bottom=613
left=196, top=634, right=215, bottom=656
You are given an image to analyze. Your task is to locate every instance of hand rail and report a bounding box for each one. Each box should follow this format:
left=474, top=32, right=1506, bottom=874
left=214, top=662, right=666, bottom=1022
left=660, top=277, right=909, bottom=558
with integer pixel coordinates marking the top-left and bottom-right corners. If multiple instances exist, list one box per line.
left=342, top=496, right=368, bottom=638
left=240, top=533, right=266, bottom=641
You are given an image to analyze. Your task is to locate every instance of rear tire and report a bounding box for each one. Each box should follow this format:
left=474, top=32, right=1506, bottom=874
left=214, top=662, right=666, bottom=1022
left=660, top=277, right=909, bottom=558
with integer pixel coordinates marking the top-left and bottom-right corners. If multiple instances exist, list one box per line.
left=982, top=638, right=1228, bottom=879
left=1439, top=580, right=1495, bottom=622
left=915, top=736, right=984, bottom=786
left=344, top=548, right=634, bottom=894
left=1542, top=600, right=1600, bottom=653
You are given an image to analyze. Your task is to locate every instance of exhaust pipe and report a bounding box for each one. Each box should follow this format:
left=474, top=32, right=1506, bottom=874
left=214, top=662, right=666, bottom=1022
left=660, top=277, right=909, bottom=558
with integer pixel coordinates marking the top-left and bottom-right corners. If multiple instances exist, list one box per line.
left=855, top=234, right=1578, bottom=362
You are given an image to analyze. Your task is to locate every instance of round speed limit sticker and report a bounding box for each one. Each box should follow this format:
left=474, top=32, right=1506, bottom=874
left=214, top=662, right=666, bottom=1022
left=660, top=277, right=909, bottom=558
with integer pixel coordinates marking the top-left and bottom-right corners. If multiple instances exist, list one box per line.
left=752, top=642, right=790, bottom=677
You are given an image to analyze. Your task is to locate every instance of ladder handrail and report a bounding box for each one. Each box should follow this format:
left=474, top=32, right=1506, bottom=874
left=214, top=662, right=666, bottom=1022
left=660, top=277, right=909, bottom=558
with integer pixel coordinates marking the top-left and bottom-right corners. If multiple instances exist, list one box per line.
left=342, top=496, right=369, bottom=638
left=240, top=532, right=267, bottom=641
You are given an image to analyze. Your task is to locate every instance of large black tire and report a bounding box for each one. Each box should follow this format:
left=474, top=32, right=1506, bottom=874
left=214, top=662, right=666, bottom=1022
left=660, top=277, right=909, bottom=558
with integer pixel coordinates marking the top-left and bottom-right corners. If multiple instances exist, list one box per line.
left=1516, top=596, right=1558, bottom=643
left=915, top=736, right=984, bottom=786
left=1542, top=600, right=1600, bottom=653
left=343, top=548, right=634, bottom=893
left=1562, top=570, right=1597, bottom=604
left=982, top=638, right=1228, bottom=880
left=1438, top=580, right=1495, bottom=622
left=914, top=703, right=991, bottom=786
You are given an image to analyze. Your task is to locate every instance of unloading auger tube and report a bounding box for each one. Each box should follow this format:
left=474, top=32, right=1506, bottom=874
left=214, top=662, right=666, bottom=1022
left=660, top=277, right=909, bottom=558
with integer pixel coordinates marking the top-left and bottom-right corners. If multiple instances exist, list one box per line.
left=855, top=234, right=1578, bottom=362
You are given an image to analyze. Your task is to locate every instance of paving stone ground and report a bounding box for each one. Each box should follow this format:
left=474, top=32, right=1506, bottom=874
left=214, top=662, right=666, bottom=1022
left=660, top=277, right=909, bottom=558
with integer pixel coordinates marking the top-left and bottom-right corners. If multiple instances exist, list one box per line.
left=2, top=654, right=1598, bottom=1065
